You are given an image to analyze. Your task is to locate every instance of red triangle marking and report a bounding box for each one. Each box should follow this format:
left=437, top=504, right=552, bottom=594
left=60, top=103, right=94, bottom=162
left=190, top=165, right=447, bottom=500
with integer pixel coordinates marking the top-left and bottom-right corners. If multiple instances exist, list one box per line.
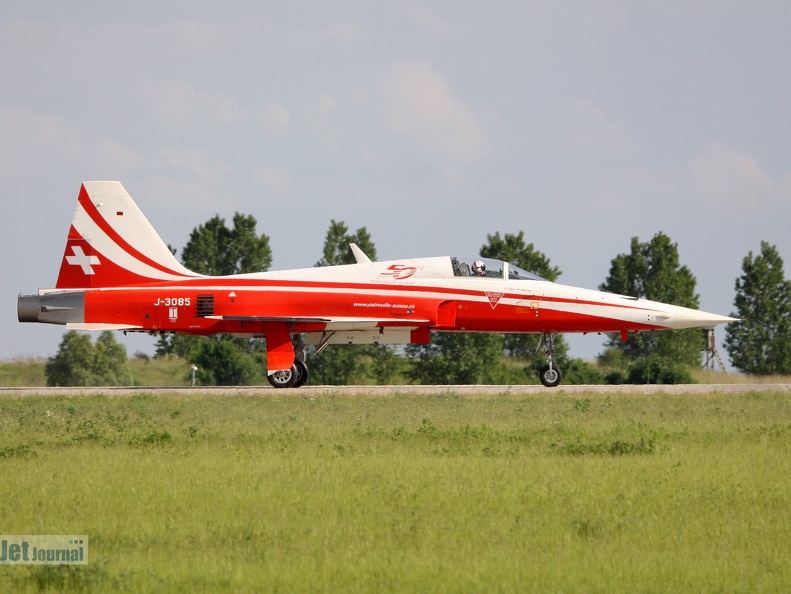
left=486, top=291, right=504, bottom=309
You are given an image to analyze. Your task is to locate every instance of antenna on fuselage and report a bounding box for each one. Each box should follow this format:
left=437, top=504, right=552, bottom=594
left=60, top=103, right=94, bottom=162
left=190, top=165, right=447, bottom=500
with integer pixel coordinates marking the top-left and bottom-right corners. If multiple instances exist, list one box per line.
left=350, top=243, right=372, bottom=264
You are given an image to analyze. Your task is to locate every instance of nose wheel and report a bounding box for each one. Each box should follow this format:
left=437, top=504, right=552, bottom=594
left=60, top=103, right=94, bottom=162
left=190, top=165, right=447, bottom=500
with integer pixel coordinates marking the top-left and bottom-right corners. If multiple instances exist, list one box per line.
left=538, top=333, right=563, bottom=387
left=539, top=363, right=562, bottom=387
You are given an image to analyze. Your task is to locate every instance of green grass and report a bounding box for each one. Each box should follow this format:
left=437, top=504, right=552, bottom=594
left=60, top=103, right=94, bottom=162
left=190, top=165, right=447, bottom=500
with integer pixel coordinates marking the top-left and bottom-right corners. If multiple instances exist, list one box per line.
left=126, top=356, right=193, bottom=387
left=1, top=391, right=790, bottom=592
left=0, top=358, right=47, bottom=387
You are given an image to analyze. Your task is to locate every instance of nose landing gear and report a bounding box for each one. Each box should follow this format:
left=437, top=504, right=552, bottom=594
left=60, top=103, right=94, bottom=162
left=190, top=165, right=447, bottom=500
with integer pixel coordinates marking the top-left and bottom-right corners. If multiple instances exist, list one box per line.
left=538, top=333, right=563, bottom=387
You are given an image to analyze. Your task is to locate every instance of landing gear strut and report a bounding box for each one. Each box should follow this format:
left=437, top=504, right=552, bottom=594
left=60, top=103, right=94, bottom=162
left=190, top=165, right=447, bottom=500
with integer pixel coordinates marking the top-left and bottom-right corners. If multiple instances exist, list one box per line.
left=538, top=333, right=563, bottom=388
left=267, top=335, right=310, bottom=389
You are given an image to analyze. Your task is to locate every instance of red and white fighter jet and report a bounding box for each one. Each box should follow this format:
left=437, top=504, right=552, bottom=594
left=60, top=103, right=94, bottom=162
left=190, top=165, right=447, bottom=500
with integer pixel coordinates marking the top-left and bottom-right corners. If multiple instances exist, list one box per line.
left=18, top=181, right=735, bottom=387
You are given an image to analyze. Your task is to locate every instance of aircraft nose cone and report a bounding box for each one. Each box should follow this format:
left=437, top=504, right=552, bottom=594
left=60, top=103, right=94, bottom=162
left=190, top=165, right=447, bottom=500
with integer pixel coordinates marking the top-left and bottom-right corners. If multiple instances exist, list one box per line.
left=664, top=308, right=738, bottom=329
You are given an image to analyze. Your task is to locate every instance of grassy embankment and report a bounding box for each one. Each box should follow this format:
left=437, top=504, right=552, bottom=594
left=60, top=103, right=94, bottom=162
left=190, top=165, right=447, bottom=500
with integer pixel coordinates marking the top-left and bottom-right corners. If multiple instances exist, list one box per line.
left=1, top=390, right=790, bottom=592
left=0, top=357, right=192, bottom=388
left=2, top=356, right=790, bottom=387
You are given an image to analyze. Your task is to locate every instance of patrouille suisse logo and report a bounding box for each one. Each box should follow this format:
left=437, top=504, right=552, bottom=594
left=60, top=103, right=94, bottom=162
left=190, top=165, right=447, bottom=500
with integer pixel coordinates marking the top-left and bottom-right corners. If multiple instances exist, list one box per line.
left=485, top=291, right=504, bottom=309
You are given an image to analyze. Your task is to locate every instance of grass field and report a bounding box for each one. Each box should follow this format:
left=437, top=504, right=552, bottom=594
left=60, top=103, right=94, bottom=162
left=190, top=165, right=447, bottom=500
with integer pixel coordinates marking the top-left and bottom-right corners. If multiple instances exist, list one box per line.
left=1, top=390, right=790, bottom=593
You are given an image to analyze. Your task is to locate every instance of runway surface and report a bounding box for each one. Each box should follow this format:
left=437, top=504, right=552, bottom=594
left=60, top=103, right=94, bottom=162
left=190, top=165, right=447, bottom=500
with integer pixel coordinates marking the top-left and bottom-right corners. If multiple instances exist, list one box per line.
left=1, top=384, right=789, bottom=396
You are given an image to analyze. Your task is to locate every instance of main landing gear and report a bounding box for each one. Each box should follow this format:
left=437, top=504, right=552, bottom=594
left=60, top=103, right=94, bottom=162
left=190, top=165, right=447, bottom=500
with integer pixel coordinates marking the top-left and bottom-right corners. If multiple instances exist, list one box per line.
left=538, top=333, right=562, bottom=388
left=267, top=358, right=308, bottom=388
left=267, top=335, right=309, bottom=389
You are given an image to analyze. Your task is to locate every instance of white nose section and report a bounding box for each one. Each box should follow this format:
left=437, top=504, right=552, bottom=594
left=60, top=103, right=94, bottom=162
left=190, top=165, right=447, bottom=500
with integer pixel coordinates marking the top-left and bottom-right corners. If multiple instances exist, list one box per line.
left=661, top=305, right=738, bottom=329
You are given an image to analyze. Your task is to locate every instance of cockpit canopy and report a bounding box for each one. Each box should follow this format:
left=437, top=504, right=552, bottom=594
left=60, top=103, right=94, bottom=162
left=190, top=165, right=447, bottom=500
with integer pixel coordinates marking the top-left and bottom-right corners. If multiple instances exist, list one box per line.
left=451, top=257, right=548, bottom=281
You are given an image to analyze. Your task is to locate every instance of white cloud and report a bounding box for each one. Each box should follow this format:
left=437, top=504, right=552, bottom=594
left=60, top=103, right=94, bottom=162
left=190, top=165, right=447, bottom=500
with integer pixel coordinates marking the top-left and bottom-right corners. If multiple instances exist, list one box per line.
left=0, top=107, right=81, bottom=175
left=570, top=99, right=636, bottom=156
left=689, top=141, right=788, bottom=215
left=135, top=176, right=233, bottom=216
left=360, top=148, right=378, bottom=162
left=155, top=147, right=232, bottom=182
left=93, top=138, right=148, bottom=175
left=265, top=103, right=291, bottom=131
left=441, top=165, right=467, bottom=185
left=349, top=87, right=370, bottom=106
left=0, top=106, right=146, bottom=181
left=0, top=107, right=150, bottom=180
left=253, top=166, right=289, bottom=194
left=305, top=93, right=338, bottom=129
left=584, top=166, right=675, bottom=218
left=618, top=167, right=673, bottom=195
left=315, top=94, right=337, bottom=114
left=139, top=77, right=247, bottom=125
left=158, top=19, right=272, bottom=51
left=399, top=4, right=455, bottom=36
left=320, top=24, right=364, bottom=40
left=378, top=60, right=491, bottom=162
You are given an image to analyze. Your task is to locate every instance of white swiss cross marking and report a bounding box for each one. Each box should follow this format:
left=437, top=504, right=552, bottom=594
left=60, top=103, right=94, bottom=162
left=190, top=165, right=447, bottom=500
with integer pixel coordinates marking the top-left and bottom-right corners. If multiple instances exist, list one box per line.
left=66, top=245, right=100, bottom=275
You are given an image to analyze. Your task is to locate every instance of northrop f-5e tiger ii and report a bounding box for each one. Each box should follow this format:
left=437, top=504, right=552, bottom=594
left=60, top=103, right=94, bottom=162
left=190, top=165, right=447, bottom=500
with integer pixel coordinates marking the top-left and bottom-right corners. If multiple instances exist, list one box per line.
left=18, top=181, right=736, bottom=387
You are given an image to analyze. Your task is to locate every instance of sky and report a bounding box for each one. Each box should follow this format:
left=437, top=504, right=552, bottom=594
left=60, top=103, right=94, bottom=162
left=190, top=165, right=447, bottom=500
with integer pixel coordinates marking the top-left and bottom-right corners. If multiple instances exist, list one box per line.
left=2, top=1, right=790, bottom=365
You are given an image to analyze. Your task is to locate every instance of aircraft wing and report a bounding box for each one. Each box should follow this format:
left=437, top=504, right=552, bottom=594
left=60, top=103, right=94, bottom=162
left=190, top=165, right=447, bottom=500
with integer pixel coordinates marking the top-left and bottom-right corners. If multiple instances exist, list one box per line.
left=67, top=323, right=145, bottom=331
left=205, top=315, right=332, bottom=323
left=205, top=315, right=431, bottom=325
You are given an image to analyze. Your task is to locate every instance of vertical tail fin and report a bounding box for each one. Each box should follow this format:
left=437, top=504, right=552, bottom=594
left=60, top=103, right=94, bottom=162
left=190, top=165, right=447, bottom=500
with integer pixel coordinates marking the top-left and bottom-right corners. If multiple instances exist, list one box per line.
left=56, top=181, right=198, bottom=288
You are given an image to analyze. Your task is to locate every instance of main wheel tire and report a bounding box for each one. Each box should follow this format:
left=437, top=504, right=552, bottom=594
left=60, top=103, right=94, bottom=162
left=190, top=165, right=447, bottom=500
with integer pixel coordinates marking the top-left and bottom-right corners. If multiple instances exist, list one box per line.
left=293, top=359, right=309, bottom=388
left=267, top=365, right=298, bottom=388
left=539, top=364, right=563, bottom=388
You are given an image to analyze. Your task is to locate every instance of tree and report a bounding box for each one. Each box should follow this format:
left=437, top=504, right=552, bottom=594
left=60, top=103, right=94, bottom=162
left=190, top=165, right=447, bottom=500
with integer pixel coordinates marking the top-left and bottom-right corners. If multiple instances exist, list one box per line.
left=46, top=331, right=95, bottom=386
left=46, top=331, right=131, bottom=386
left=155, top=333, right=203, bottom=359
left=181, top=213, right=272, bottom=275
left=191, top=337, right=264, bottom=386
left=315, top=220, right=377, bottom=266
left=559, top=358, right=606, bottom=385
left=600, top=232, right=704, bottom=367
left=626, top=354, right=694, bottom=384
left=309, top=220, right=384, bottom=385
left=407, top=332, right=506, bottom=384
left=307, top=346, right=361, bottom=385
left=94, top=330, right=133, bottom=385
left=725, top=242, right=791, bottom=374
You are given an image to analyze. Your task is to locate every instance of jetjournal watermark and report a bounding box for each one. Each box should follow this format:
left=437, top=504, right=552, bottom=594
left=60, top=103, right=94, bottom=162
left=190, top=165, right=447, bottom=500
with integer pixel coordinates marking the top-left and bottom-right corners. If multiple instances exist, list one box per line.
left=0, top=535, right=88, bottom=565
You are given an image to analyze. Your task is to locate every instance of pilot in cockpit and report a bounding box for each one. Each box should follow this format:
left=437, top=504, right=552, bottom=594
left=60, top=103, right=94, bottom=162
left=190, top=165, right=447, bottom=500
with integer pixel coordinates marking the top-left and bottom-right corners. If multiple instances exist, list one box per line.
left=471, top=260, right=486, bottom=276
